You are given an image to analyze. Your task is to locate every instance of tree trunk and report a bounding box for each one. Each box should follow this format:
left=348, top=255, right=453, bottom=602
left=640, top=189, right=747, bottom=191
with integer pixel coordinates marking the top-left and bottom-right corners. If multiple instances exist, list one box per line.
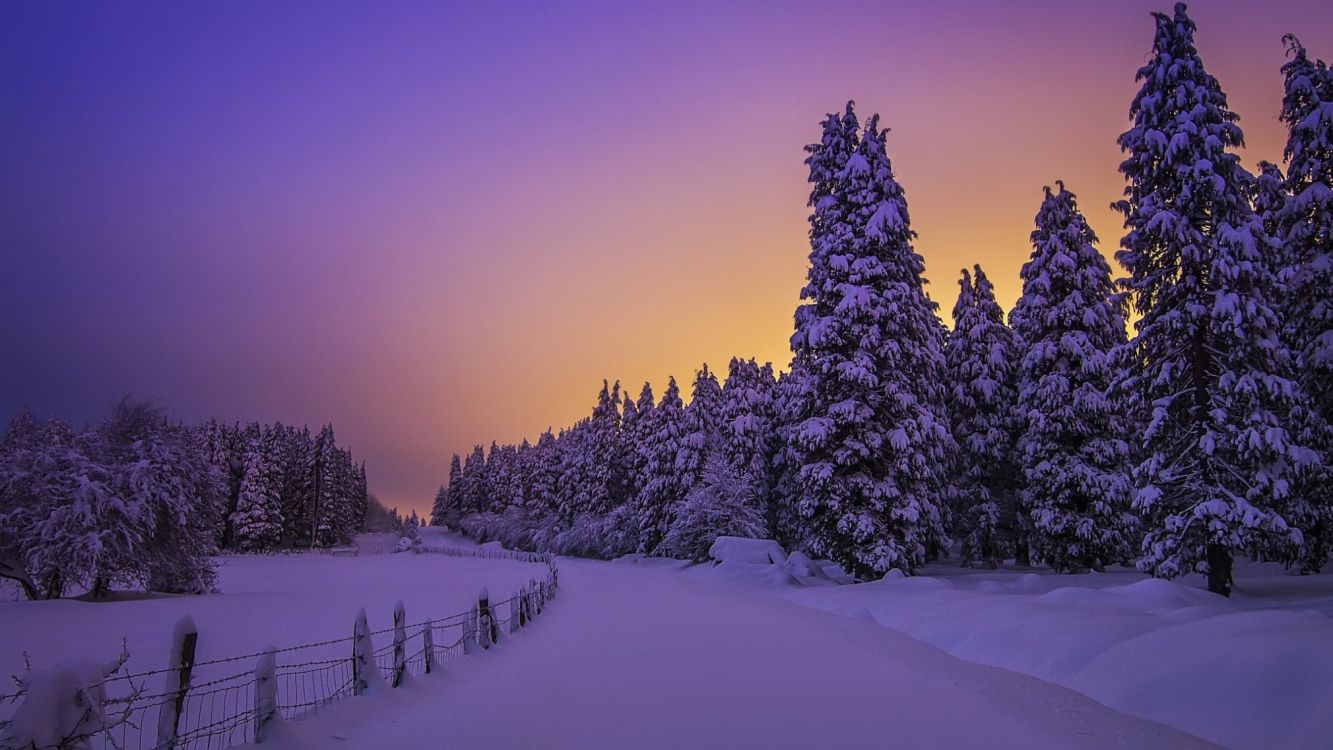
left=0, top=557, right=39, bottom=601
left=45, top=570, right=64, bottom=599
left=1206, top=543, right=1233, bottom=597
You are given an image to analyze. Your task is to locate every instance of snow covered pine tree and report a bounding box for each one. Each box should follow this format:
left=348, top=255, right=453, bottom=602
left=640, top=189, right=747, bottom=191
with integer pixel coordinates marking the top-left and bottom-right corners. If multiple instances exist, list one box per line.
left=1273, top=35, right=1333, bottom=573
left=1012, top=184, right=1135, bottom=573
left=787, top=102, right=953, bottom=579
left=946, top=265, right=1022, bottom=569
left=1114, top=4, right=1316, bottom=595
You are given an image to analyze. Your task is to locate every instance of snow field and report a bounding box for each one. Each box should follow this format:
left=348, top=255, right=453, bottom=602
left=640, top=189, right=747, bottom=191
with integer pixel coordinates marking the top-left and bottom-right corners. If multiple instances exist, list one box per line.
left=0, top=534, right=545, bottom=738
left=256, top=556, right=1216, bottom=750
left=766, top=561, right=1333, bottom=750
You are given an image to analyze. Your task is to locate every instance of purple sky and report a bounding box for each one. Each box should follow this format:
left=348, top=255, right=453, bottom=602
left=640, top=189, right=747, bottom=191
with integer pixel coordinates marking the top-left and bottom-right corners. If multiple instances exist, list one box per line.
left=4, top=1, right=1331, bottom=515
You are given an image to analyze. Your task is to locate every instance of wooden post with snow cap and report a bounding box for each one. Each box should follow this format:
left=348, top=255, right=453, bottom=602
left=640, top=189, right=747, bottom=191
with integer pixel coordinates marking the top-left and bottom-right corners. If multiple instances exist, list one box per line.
left=156, top=615, right=197, bottom=750
left=478, top=587, right=495, bottom=649
left=352, top=608, right=372, bottom=696
left=253, top=648, right=277, bottom=743
left=391, top=601, right=407, bottom=687
left=463, top=605, right=476, bottom=655
left=509, top=590, right=520, bottom=634
left=422, top=621, right=435, bottom=675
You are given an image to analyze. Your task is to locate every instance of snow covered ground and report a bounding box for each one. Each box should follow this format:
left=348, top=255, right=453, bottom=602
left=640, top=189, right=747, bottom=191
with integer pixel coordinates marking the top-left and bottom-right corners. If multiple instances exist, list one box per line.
left=698, top=558, right=1333, bottom=750
left=4, top=530, right=1326, bottom=749
left=0, top=532, right=539, bottom=699
left=256, top=553, right=1212, bottom=750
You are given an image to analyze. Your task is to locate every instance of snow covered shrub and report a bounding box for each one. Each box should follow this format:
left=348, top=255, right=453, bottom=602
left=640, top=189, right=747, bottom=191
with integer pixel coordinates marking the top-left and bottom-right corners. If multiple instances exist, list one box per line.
left=459, top=512, right=502, bottom=543
left=0, top=400, right=223, bottom=598
left=599, top=505, right=641, bottom=559
left=657, top=454, right=765, bottom=563
left=552, top=514, right=608, bottom=558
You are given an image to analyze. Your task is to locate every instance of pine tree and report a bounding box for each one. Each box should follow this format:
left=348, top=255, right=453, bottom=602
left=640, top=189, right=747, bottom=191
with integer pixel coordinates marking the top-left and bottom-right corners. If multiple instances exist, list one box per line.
left=1278, top=36, right=1333, bottom=422
left=946, top=265, right=1022, bottom=568
left=277, top=426, right=315, bottom=546
left=677, top=364, right=723, bottom=493
left=1114, top=3, right=1314, bottom=595
left=621, top=383, right=655, bottom=512
left=635, top=377, right=688, bottom=553
left=232, top=428, right=285, bottom=552
left=1012, top=184, right=1135, bottom=573
left=430, top=483, right=449, bottom=527
left=435, top=453, right=463, bottom=527
left=459, top=445, right=487, bottom=517
left=787, top=104, right=954, bottom=578
left=720, top=358, right=781, bottom=536
left=310, top=425, right=348, bottom=547
left=1274, top=35, right=1333, bottom=572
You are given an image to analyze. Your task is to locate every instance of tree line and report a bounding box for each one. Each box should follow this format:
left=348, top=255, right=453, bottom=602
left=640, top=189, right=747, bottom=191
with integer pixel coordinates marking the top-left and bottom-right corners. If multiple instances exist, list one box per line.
left=433, top=4, right=1332, bottom=596
left=0, top=400, right=369, bottom=599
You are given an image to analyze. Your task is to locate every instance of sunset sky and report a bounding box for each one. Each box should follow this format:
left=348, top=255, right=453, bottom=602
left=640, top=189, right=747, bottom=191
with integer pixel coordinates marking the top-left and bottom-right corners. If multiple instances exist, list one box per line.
left=4, top=0, right=1331, bottom=516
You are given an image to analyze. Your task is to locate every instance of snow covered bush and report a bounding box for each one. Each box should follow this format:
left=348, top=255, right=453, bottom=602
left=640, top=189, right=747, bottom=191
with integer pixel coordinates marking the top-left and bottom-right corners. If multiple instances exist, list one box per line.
left=0, top=400, right=224, bottom=598
left=657, top=454, right=765, bottom=563
left=2, top=647, right=131, bottom=749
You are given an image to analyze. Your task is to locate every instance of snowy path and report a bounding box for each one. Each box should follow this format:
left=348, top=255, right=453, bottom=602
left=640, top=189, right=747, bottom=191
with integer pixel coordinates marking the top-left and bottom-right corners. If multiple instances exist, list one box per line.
left=265, top=557, right=1219, bottom=750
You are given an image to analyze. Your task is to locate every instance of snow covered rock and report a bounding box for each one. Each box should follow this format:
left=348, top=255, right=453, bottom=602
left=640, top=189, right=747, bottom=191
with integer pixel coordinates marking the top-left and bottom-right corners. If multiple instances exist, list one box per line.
left=708, top=537, right=786, bottom=566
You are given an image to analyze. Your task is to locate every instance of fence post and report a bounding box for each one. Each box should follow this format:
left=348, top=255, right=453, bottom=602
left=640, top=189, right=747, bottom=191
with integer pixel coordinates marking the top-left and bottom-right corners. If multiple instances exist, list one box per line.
left=254, top=648, right=277, bottom=743
left=463, top=605, right=476, bottom=655
left=155, top=615, right=197, bottom=750
left=352, top=608, right=373, bottom=696
left=422, top=621, right=435, bottom=675
left=478, top=588, right=495, bottom=649
left=517, top=587, right=525, bottom=628
left=391, top=601, right=406, bottom=688
left=509, top=591, right=520, bottom=634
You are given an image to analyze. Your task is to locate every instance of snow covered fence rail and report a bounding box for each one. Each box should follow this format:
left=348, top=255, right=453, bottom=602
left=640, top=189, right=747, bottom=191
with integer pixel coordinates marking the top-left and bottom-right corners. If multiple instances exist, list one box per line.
left=0, top=556, right=559, bottom=750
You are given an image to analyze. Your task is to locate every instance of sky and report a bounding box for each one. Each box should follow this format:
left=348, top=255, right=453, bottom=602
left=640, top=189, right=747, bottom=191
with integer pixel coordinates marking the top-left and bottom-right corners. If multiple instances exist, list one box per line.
left=3, top=0, right=1331, bottom=516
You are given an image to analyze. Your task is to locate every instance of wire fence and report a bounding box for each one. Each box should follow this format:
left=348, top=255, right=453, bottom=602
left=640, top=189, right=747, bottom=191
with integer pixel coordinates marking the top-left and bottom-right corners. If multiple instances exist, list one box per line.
left=0, top=545, right=558, bottom=750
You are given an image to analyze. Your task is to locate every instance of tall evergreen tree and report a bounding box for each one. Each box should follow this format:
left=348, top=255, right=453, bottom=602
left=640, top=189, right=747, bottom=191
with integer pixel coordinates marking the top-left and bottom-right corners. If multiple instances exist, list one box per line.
left=1012, top=184, right=1135, bottom=573
left=435, top=453, right=463, bottom=527
left=677, top=364, right=723, bottom=492
left=1274, top=35, right=1333, bottom=572
left=621, top=383, right=655, bottom=512
left=430, top=483, right=449, bottom=527
left=720, top=358, right=781, bottom=536
left=946, top=265, right=1022, bottom=568
left=787, top=104, right=954, bottom=578
left=635, top=377, right=688, bottom=553
left=232, top=428, right=285, bottom=552
left=458, top=444, right=487, bottom=517
left=1114, top=3, right=1314, bottom=595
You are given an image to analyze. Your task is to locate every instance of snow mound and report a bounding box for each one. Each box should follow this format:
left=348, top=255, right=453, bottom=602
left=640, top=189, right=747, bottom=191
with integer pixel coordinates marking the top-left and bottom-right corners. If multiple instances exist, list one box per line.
left=1011, top=573, right=1047, bottom=591
left=785, top=551, right=830, bottom=579
left=708, top=537, right=786, bottom=566
left=1103, top=577, right=1230, bottom=613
